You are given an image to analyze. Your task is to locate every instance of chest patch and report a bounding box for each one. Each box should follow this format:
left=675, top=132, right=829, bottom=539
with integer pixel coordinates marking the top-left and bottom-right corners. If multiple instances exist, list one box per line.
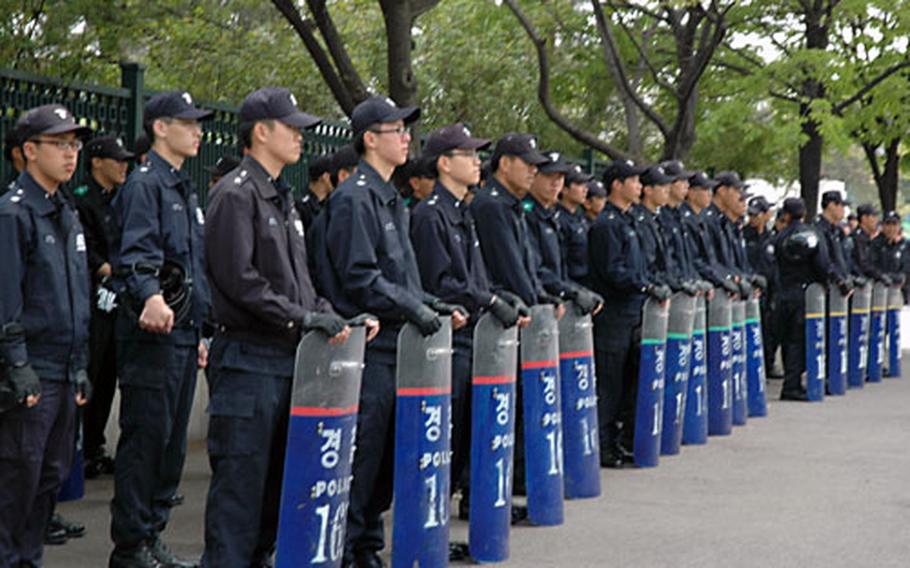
left=196, top=207, right=205, bottom=225
left=294, top=219, right=304, bottom=237
left=76, top=233, right=86, bottom=252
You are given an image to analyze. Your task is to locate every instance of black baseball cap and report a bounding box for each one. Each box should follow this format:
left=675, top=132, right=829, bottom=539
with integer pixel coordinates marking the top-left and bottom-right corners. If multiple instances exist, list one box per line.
left=857, top=203, right=879, bottom=218
left=85, top=135, right=135, bottom=161
left=688, top=171, right=718, bottom=190
left=4, top=123, right=23, bottom=162
left=144, top=91, right=214, bottom=124
left=351, top=96, right=420, bottom=137
left=586, top=179, right=607, bottom=198
left=714, top=170, right=747, bottom=190
left=659, top=160, right=694, bottom=181
left=422, top=123, right=490, bottom=158
left=566, top=164, right=593, bottom=185
left=239, top=87, right=321, bottom=130
left=781, top=197, right=806, bottom=219
left=883, top=210, right=900, bottom=224
left=602, top=159, right=646, bottom=188
left=821, top=190, right=850, bottom=207
left=538, top=150, right=574, bottom=175
left=331, top=144, right=359, bottom=173
left=747, top=195, right=772, bottom=215
left=847, top=212, right=858, bottom=221
left=640, top=165, right=674, bottom=187
left=307, top=154, right=334, bottom=180
left=491, top=133, right=548, bottom=167
left=16, top=104, right=92, bottom=140
left=134, top=133, right=151, bottom=161
left=205, top=155, right=241, bottom=178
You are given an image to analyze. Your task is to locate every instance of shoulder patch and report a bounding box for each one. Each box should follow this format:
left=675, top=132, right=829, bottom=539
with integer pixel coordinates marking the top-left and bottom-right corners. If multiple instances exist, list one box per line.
left=522, top=200, right=533, bottom=213
left=73, top=185, right=88, bottom=197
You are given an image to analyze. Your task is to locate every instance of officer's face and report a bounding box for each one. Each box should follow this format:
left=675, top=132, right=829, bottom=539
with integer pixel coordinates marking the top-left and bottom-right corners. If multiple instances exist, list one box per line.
left=619, top=175, right=642, bottom=204
left=93, top=157, right=130, bottom=186
left=825, top=202, right=845, bottom=222
left=531, top=171, right=564, bottom=206
left=669, top=179, right=689, bottom=202
left=500, top=155, right=538, bottom=196
left=367, top=120, right=411, bottom=167
left=688, top=186, right=711, bottom=209
left=883, top=222, right=899, bottom=239
left=585, top=195, right=606, bottom=217
left=651, top=183, right=670, bottom=206
left=861, top=214, right=878, bottom=234
left=23, top=132, right=80, bottom=186
left=262, top=120, right=303, bottom=165
left=157, top=118, right=202, bottom=159
left=563, top=181, right=588, bottom=206
left=440, top=150, right=481, bottom=187
left=731, top=191, right=747, bottom=217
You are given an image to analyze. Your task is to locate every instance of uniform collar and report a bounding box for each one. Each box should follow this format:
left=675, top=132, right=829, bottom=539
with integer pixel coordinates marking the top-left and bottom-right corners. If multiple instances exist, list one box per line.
left=14, top=171, right=59, bottom=217
left=523, top=193, right=556, bottom=220
left=240, top=155, right=290, bottom=201
left=147, top=150, right=190, bottom=189
left=356, top=160, right=399, bottom=205
left=486, top=177, right=522, bottom=210
left=430, top=181, right=467, bottom=223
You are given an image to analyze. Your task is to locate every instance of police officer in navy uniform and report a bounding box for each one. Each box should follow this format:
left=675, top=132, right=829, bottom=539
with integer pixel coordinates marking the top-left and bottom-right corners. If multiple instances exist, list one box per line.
left=73, top=134, right=135, bottom=478
left=201, top=87, right=376, bottom=568
left=814, top=191, right=852, bottom=285
left=294, top=152, right=333, bottom=231
left=582, top=178, right=607, bottom=227
left=109, top=91, right=213, bottom=568
left=775, top=198, right=843, bottom=401
left=679, top=172, right=738, bottom=294
left=658, top=161, right=706, bottom=291
left=872, top=211, right=907, bottom=286
left=849, top=204, right=891, bottom=286
left=556, top=164, right=593, bottom=284
left=0, top=104, right=92, bottom=568
left=588, top=160, right=671, bottom=468
left=525, top=151, right=603, bottom=312
left=409, top=123, right=526, bottom=559
left=311, top=96, right=467, bottom=568
left=701, top=172, right=756, bottom=298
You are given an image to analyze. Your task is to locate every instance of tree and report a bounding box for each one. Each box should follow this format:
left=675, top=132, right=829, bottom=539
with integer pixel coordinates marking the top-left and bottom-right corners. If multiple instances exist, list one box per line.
left=504, top=0, right=736, bottom=162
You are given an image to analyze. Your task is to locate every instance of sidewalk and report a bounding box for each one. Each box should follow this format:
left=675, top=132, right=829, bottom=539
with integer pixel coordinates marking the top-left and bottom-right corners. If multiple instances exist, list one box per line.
left=49, top=369, right=910, bottom=568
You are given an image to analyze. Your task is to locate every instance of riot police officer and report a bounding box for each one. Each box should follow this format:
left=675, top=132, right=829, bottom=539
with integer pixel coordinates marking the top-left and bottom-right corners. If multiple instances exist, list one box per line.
left=526, top=151, right=603, bottom=312
left=582, top=179, right=607, bottom=226
left=815, top=191, right=853, bottom=286
left=701, top=172, right=756, bottom=297
left=294, top=153, right=333, bottom=231
left=872, top=211, right=906, bottom=286
left=409, top=123, right=526, bottom=559
left=775, top=198, right=842, bottom=401
left=658, top=160, right=704, bottom=289
left=556, top=164, right=593, bottom=284
left=201, top=87, right=374, bottom=568
left=109, top=91, right=213, bottom=568
left=679, top=171, right=737, bottom=293
left=74, top=135, right=135, bottom=478
left=312, top=96, right=467, bottom=567
left=588, top=160, right=671, bottom=468
left=850, top=204, right=890, bottom=285
left=0, top=104, right=92, bottom=567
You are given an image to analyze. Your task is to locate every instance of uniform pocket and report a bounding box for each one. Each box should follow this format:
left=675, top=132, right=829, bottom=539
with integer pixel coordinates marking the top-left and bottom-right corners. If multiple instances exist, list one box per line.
left=206, top=385, right=257, bottom=456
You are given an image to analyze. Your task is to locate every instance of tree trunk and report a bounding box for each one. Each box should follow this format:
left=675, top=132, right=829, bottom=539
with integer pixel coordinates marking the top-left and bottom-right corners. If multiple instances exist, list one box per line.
left=799, top=103, right=823, bottom=217
left=380, top=0, right=418, bottom=108
left=863, top=139, right=901, bottom=212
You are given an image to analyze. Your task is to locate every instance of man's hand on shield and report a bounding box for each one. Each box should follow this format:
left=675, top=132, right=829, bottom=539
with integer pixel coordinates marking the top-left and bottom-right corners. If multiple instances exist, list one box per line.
left=427, top=299, right=469, bottom=330
left=347, top=313, right=381, bottom=342
left=303, top=312, right=350, bottom=344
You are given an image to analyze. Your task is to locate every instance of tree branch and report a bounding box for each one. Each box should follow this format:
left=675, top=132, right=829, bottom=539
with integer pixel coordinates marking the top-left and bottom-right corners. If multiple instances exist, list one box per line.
left=306, top=0, right=370, bottom=106
left=833, top=60, right=910, bottom=113
left=411, top=0, right=442, bottom=19
left=503, top=0, right=632, bottom=160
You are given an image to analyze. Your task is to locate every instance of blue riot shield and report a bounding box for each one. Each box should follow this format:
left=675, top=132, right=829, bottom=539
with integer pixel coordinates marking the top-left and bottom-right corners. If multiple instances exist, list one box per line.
left=707, top=292, right=733, bottom=436
left=520, top=305, right=564, bottom=526
left=469, top=314, right=519, bottom=563
left=661, top=293, right=695, bottom=456
left=827, top=288, right=849, bottom=395
left=867, top=282, right=887, bottom=384
left=633, top=298, right=669, bottom=467
left=392, top=318, right=453, bottom=568
left=275, top=326, right=367, bottom=568
left=745, top=297, right=768, bottom=417
left=683, top=295, right=709, bottom=445
left=805, top=284, right=826, bottom=402
left=731, top=300, right=748, bottom=425
left=886, top=286, right=902, bottom=378
left=558, top=303, right=600, bottom=499
left=848, top=283, right=871, bottom=388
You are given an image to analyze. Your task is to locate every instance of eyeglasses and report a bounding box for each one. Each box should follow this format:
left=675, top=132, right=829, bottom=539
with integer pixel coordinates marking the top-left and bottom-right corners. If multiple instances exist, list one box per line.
left=29, top=138, right=83, bottom=152
left=369, top=125, right=410, bottom=137
left=445, top=150, right=479, bottom=159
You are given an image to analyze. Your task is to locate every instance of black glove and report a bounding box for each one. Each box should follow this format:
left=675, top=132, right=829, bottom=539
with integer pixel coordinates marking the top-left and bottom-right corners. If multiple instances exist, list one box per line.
left=571, top=288, right=602, bottom=314
left=538, top=292, right=563, bottom=307
left=696, top=280, right=714, bottom=294
left=880, top=274, right=894, bottom=287
left=8, top=363, right=40, bottom=403
left=854, top=275, right=868, bottom=287
left=488, top=296, right=520, bottom=327
left=428, top=299, right=469, bottom=319
left=738, top=280, right=753, bottom=299
left=645, top=284, right=672, bottom=302
left=679, top=281, right=699, bottom=297
left=302, top=312, right=348, bottom=338
left=75, top=368, right=92, bottom=402
left=497, top=290, right=531, bottom=318
left=836, top=279, right=852, bottom=296
left=410, top=303, right=443, bottom=336
left=346, top=313, right=378, bottom=327
left=750, top=274, right=768, bottom=291
left=892, top=273, right=906, bottom=287
left=720, top=279, right=740, bottom=296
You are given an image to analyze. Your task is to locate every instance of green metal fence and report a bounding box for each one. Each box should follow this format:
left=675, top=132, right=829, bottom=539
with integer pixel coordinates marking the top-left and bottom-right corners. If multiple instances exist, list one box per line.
left=1, top=63, right=352, bottom=204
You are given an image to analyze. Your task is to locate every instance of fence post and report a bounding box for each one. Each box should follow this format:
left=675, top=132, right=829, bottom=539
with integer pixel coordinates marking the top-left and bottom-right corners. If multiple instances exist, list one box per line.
left=584, top=147, right=594, bottom=174
left=120, top=61, right=146, bottom=149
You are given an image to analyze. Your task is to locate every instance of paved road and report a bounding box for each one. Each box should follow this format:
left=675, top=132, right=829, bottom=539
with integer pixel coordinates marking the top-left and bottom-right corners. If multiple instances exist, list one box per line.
left=49, top=372, right=910, bottom=568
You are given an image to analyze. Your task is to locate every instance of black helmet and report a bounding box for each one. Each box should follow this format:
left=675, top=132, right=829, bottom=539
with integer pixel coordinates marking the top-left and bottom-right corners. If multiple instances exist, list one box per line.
left=780, top=227, right=820, bottom=263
